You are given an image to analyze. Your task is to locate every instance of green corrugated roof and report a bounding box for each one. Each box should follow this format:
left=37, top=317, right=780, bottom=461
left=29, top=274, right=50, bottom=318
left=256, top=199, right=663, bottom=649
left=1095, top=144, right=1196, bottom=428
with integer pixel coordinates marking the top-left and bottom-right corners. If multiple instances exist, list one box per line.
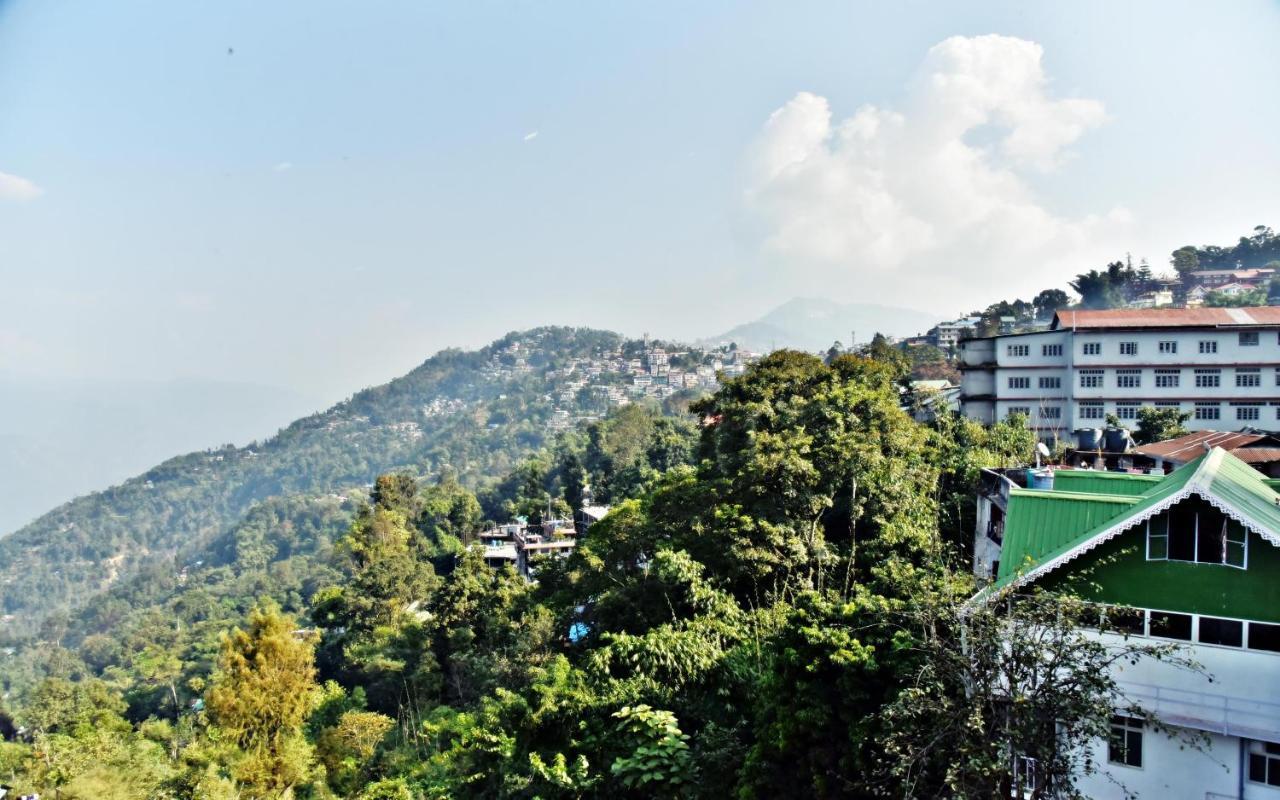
left=1051, top=470, right=1163, bottom=497
left=991, top=448, right=1280, bottom=593
left=995, top=491, right=1138, bottom=583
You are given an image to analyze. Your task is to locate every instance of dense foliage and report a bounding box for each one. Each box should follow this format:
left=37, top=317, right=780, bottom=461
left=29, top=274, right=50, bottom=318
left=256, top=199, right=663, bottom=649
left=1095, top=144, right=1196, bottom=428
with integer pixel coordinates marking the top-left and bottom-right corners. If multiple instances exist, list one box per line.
left=0, top=347, right=1183, bottom=798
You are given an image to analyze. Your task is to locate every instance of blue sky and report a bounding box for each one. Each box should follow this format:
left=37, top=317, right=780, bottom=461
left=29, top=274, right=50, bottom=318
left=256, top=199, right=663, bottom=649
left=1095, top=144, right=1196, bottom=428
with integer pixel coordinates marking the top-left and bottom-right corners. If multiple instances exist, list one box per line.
left=2, top=1, right=1279, bottom=403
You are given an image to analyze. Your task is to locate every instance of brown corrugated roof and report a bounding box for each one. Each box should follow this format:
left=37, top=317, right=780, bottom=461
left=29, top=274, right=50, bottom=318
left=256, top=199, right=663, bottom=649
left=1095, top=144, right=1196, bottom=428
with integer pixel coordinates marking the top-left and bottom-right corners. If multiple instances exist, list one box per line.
left=1230, top=448, right=1280, bottom=464
left=1131, top=430, right=1279, bottom=462
left=1053, top=307, right=1280, bottom=330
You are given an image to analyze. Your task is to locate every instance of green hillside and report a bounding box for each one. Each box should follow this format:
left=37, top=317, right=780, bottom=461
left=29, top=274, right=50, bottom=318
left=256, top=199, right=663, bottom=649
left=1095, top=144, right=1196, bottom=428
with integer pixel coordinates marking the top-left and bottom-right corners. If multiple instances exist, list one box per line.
left=0, top=327, right=699, bottom=640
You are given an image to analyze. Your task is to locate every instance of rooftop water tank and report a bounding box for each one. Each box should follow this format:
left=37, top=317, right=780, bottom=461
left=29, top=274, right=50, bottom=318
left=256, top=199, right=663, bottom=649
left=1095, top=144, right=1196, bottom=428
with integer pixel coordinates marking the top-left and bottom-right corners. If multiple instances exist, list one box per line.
left=1104, top=427, right=1131, bottom=453
left=1026, top=468, right=1055, bottom=490
left=1074, top=428, right=1103, bottom=450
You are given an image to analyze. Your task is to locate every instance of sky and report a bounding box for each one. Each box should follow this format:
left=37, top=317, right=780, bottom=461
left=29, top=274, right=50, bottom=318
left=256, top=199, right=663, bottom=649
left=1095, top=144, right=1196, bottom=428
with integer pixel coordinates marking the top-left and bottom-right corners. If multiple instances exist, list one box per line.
left=3, top=0, right=1280, bottom=407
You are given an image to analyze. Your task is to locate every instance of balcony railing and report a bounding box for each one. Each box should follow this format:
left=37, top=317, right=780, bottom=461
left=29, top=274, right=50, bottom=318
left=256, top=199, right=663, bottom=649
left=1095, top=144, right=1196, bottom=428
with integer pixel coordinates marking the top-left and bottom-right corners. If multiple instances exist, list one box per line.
left=1120, top=679, right=1280, bottom=742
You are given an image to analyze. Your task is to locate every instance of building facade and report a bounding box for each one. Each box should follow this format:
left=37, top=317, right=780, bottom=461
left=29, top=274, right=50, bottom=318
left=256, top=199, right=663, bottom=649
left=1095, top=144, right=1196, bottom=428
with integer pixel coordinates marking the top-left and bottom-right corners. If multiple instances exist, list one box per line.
left=960, top=307, right=1280, bottom=440
left=972, top=449, right=1280, bottom=798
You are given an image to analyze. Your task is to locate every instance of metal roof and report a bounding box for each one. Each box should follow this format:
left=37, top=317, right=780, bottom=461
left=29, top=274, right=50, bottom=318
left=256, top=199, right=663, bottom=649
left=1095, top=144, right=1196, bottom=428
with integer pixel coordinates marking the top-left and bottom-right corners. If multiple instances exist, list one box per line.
left=1051, top=470, right=1163, bottom=496
left=1130, top=430, right=1276, bottom=463
left=988, top=448, right=1280, bottom=595
left=1052, top=307, right=1280, bottom=330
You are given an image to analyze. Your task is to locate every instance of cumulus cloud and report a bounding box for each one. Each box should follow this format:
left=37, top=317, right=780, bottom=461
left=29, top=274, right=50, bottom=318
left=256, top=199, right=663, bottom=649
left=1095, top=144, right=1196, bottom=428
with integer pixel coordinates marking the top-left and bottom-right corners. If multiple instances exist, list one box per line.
left=523, top=131, right=539, bottom=142
left=744, top=34, right=1128, bottom=310
left=273, top=161, right=293, bottom=172
left=0, top=171, right=42, bottom=201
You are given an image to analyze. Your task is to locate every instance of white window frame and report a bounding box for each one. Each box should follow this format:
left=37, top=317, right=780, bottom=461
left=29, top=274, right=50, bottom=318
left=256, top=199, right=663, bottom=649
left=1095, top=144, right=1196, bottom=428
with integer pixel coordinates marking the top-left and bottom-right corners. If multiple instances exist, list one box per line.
left=1043, top=344, right=1063, bottom=357
left=1083, top=342, right=1101, bottom=355
left=1237, top=368, right=1262, bottom=388
left=1119, top=341, right=1138, bottom=356
left=1199, top=340, right=1218, bottom=354
left=1116, top=369, right=1141, bottom=389
left=1009, top=376, right=1030, bottom=389
left=1240, top=331, right=1260, bottom=346
left=1038, top=376, right=1061, bottom=390
left=1155, top=369, right=1180, bottom=388
left=1108, top=715, right=1144, bottom=769
left=1146, top=515, right=1168, bottom=560
left=1158, top=340, right=1177, bottom=353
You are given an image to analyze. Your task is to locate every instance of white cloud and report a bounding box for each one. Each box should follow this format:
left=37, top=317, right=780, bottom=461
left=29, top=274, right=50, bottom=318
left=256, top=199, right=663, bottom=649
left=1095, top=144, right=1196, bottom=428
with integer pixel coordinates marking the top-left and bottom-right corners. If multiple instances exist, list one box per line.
left=273, top=161, right=293, bottom=172
left=0, top=171, right=42, bottom=201
left=744, top=34, right=1128, bottom=311
left=523, top=131, right=539, bottom=142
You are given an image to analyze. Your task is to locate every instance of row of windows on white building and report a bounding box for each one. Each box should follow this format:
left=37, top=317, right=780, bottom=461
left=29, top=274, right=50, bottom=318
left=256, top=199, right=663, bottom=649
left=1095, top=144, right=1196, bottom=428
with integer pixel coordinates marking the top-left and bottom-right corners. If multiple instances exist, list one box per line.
left=1006, top=367, right=1280, bottom=391
left=1006, top=330, right=1270, bottom=359
left=1007, top=401, right=1278, bottom=422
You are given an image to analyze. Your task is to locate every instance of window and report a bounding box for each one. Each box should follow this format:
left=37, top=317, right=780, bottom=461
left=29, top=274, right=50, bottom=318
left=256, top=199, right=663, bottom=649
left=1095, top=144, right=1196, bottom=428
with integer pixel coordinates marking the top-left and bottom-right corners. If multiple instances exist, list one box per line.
left=1155, top=401, right=1181, bottom=410
left=1116, top=403, right=1140, bottom=420
left=1237, top=404, right=1261, bottom=421
left=1008, top=344, right=1030, bottom=357
left=1158, top=340, right=1178, bottom=354
left=1108, top=716, right=1144, bottom=768
left=1119, top=341, right=1138, bottom=356
left=1147, top=503, right=1245, bottom=567
left=1043, top=344, right=1063, bottom=357
left=1102, top=606, right=1145, bottom=636
left=1009, top=376, right=1030, bottom=389
left=1195, top=369, right=1221, bottom=388
left=1198, top=616, right=1243, bottom=647
left=1080, top=369, right=1103, bottom=388
left=1041, top=406, right=1062, bottom=419
left=1013, top=755, right=1039, bottom=795
left=1195, top=403, right=1220, bottom=420
left=1237, top=368, right=1262, bottom=387
left=1116, top=369, right=1141, bottom=388
left=1249, top=741, right=1280, bottom=787
left=1155, top=369, right=1180, bottom=388
left=1038, top=376, right=1061, bottom=390
left=1275, top=367, right=1280, bottom=386
left=1249, top=622, right=1280, bottom=653
left=1199, top=340, right=1218, bottom=354
left=1082, top=342, right=1101, bottom=355
left=1149, top=611, right=1192, bottom=640
left=1240, top=331, right=1260, bottom=346
left=1079, top=403, right=1104, bottom=420
left=1008, top=406, right=1031, bottom=417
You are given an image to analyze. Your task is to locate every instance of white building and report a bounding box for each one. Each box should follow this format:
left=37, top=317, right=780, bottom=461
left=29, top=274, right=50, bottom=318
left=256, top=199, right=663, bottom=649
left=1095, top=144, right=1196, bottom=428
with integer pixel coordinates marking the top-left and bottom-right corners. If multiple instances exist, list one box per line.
left=972, top=452, right=1280, bottom=799
left=959, top=307, right=1280, bottom=440
left=928, top=316, right=981, bottom=351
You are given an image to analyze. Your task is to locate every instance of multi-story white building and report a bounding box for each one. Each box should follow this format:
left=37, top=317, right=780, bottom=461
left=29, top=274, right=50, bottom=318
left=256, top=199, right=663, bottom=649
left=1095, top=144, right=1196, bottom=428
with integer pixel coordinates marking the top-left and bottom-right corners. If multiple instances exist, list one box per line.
left=960, top=307, right=1280, bottom=440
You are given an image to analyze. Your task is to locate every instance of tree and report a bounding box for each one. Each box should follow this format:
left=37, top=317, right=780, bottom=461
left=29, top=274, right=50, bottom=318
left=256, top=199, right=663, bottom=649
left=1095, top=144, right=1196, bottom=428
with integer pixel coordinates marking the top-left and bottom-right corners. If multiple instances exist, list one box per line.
left=1133, top=407, right=1191, bottom=445
left=206, top=603, right=319, bottom=797
left=1032, top=289, right=1071, bottom=321
left=882, top=590, right=1199, bottom=799
left=1069, top=269, right=1121, bottom=310
left=1170, top=245, right=1200, bottom=281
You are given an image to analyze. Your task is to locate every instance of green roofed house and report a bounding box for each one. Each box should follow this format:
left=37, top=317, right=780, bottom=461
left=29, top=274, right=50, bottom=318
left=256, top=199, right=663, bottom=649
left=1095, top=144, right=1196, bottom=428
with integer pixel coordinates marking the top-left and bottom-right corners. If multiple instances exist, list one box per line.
left=971, top=447, right=1280, bottom=799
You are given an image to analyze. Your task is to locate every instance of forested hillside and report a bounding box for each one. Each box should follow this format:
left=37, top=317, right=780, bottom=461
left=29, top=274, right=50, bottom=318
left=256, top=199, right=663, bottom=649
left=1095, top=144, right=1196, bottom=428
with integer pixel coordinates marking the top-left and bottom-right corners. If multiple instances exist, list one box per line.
left=0, top=327, right=695, bottom=639
left=0, top=348, right=1171, bottom=798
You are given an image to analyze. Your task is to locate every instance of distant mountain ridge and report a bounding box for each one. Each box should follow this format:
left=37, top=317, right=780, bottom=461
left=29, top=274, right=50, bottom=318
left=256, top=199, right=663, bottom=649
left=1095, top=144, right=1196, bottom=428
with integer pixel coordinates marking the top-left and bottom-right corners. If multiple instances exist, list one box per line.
left=703, top=297, right=938, bottom=352
left=0, top=327, right=631, bottom=638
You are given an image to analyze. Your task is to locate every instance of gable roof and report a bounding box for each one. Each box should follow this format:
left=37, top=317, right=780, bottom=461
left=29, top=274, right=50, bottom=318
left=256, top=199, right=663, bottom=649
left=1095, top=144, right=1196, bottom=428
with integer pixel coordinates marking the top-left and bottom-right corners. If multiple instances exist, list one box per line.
left=1052, top=307, right=1280, bottom=330
left=984, top=448, right=1280, bottom=599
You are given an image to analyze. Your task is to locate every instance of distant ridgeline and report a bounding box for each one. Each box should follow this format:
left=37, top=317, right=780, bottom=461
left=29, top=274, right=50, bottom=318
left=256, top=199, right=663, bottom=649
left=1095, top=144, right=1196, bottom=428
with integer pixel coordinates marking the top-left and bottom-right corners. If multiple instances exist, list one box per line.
left=0, top=327, right=721, bottom=640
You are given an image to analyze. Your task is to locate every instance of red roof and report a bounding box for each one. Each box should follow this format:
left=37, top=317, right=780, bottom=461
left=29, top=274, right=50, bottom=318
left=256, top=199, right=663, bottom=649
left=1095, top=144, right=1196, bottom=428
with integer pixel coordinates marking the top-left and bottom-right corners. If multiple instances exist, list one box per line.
left=1230, top=448, right=1280, bottom=464
left=1131, top=430, right=1280, bottom=463
left=1053, top=307, right=1280, bottom=330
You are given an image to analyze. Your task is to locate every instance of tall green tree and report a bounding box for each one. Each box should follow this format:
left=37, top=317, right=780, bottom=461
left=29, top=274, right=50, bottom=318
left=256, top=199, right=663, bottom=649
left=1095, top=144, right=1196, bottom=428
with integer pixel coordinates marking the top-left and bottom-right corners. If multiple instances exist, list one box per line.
left=206, top=603, right=320, bottom=797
